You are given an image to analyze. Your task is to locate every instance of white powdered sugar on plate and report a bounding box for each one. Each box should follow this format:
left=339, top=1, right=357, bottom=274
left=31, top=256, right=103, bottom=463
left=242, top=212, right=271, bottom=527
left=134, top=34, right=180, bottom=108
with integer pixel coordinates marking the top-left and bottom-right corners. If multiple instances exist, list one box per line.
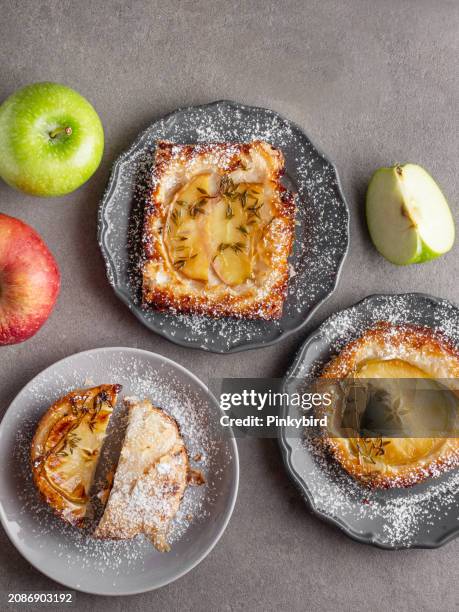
left=98, top=101, right=349, bottom=353
left=0, top=348, right=238, bottom=593
left=282, top=293, right=459, bottom=548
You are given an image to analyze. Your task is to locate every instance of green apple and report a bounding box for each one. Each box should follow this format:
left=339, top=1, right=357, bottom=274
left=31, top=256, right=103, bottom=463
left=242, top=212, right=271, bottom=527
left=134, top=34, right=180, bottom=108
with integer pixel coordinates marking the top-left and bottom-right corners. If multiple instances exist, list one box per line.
left=0, top=82, right=104, bottom=197
left=366, top=163, right=455, bottom=265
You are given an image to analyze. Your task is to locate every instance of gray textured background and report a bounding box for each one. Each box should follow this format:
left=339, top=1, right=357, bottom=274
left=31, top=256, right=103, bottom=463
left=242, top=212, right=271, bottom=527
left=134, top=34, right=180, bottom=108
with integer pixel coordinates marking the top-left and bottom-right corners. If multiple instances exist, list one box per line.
left=1, top=1, right=458, bottom=610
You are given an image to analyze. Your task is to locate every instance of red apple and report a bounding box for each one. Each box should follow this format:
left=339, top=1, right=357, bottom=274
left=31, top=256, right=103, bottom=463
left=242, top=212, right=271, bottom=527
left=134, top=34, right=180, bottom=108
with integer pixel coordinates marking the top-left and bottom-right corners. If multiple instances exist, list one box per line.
left=0, top=213, right=60, bottom=345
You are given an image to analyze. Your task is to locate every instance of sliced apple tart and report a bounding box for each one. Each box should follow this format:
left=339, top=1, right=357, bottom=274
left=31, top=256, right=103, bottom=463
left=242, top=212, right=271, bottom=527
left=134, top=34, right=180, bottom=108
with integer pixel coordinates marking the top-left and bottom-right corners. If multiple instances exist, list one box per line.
left=94, top=397, right=189, bottom=552
left=318, top=323, right=459, bottom=488
left=31, top=384, right=121, bottom=526
left=142, top=140, right=296, bottom=319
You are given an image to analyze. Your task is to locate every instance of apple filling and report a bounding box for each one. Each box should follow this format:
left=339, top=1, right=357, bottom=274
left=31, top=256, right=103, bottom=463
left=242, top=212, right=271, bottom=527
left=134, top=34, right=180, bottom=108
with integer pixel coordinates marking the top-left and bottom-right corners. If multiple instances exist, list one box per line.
left=163, top=173, right=270, bottom=288
left=31, top=385, right=121, bottom=526
left=318, top=323, right=459, bottom=488
left=142, top=140, right=296, bottom=319
left=41, top=393, right=114, bottom=505
left=336, top=358, right=457, bottom=465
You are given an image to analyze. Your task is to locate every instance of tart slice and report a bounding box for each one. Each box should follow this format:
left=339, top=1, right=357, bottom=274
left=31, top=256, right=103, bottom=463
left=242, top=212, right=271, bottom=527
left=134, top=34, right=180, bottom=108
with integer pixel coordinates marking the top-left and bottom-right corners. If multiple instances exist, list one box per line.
left=31, top=384, right=121, bottom=526
left=94, top=397, right=189, bottom=552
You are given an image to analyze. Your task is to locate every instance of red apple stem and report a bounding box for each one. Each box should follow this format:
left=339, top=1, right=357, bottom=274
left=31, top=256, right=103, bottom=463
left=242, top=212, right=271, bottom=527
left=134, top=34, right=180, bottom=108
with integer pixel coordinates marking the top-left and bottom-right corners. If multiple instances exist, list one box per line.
left=49, top=126, right=72, bottom=139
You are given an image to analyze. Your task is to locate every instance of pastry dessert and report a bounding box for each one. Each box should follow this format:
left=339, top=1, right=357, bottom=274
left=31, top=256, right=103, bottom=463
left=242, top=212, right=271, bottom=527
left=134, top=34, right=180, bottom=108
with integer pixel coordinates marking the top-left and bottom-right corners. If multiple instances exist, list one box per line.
left=94, top=397, right=189, bottom=552
left=319, top=322, right=459, bottom=488
left=31, top=384, right=121, bottom=526
left=142, top=140, right=296, bottom=319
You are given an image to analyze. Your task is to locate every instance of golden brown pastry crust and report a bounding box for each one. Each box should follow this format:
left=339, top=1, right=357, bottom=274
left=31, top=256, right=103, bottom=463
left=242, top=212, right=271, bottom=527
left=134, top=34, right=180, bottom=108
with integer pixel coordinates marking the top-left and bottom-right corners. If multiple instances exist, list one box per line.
left=31, top=384, right=121, bottom=526
left=141, top=140, right=296, bottom=319
left=319, top=322, right=459, bottom=488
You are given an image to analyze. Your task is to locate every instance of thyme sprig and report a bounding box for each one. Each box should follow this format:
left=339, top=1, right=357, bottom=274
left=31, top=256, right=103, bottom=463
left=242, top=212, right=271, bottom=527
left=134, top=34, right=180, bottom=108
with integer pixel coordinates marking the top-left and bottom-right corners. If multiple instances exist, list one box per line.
left=170, top=208, right=182, bottom=228
left=355, top=438, right=391, bottom=464
left=173, top=252, right=197, bottom=270
left=220, top=175, right=238, bottom=200
left=220, top=175, right=254, bottom=212
left=226, top=203, right=234, bottom=219
left=215, top=241, right=246, bottom=257
left=88, top=391, right=108, bottom=433
left=247, top=201, right=264, bottom=219
left=56, top=431, right=81, bottom=458
left=189, top=197, right=208, bottom=218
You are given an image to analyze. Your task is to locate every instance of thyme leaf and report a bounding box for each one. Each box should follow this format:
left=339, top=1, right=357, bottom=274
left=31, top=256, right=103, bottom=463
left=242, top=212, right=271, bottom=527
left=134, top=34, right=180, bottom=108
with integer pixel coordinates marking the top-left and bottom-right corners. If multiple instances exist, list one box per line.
left=356, top=438, right=391, bottom=464
left=173, top=252, right=198, bottom=270
left=231, top=241, right=245, bottom=254
left=215, top=241, right=245, bottom=256
left=189, top=198, right=207, bottom=218
left=170, top=209, right=182, bottom=226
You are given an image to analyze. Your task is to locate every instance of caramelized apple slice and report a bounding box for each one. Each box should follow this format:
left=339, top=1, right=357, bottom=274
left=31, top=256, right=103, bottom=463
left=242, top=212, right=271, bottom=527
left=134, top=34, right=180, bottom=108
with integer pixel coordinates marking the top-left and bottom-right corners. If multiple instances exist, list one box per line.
left=164, top=174, right=216, bottom=282
left=209, top=181, right=264, bottom=285
left=209, top=200, right=251, bottom=285
left=165, top=175, right=266, bottom=286
left=207, top=195, right=247, bottom=251
left=42, top=389, right=115, bottom=506
left=213, top=246, right=252, bottom=286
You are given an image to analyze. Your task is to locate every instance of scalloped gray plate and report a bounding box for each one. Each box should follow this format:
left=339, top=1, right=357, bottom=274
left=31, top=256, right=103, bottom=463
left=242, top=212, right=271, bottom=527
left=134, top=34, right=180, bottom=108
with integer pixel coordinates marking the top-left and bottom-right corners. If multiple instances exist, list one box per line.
left=0, top=348, right=239, bottom=595
left=98, top=100, right=349, bottom=353
left=279, top=293, right=459, bottom=549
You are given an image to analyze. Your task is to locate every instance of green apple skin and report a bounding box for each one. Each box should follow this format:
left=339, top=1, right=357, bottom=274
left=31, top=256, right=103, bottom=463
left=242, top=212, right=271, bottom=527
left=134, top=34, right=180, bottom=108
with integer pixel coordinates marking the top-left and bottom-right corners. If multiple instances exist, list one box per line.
left=0, top=82, right=104, bottom=197
left=366, top=164, right=455, bottom=265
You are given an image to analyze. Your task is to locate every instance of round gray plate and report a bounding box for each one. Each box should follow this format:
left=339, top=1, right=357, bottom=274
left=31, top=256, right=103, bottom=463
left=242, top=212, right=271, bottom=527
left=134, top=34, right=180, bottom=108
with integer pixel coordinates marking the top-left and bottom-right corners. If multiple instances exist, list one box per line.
left=0, top=348, right=239, bottom=595
left=279, top=293, right=459, bottom=549
left=98, top=100, right=349, bottom=353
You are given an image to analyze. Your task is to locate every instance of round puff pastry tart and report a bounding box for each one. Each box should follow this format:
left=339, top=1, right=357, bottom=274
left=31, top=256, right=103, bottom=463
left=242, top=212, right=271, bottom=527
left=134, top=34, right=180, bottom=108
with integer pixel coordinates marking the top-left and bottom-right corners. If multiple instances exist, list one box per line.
left=31, top=384, right=121, bottom=526
left=318, top=322, right=459, bottom=488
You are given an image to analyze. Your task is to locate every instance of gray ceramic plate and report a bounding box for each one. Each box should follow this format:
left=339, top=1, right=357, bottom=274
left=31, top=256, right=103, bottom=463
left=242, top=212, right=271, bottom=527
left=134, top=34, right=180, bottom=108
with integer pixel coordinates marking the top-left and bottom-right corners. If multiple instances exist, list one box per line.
left=279, top=293, right=459, bottom=549
left=98, top=100, right=349, bottom=353
left=0, top=348, right=239, bottom=595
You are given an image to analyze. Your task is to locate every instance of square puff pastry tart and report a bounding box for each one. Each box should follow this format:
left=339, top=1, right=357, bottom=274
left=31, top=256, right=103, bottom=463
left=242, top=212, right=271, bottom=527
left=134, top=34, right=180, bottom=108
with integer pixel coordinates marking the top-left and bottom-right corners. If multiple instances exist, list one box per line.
left=142, top=140, right=296, bottom=319
left=319, top=323, right=459, bottom=488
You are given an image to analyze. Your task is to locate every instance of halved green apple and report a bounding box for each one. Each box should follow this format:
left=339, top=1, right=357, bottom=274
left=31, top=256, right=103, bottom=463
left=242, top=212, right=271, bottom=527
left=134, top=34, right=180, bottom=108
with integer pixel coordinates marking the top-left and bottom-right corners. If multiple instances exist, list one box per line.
left=366, top=164, right=455, bottom=265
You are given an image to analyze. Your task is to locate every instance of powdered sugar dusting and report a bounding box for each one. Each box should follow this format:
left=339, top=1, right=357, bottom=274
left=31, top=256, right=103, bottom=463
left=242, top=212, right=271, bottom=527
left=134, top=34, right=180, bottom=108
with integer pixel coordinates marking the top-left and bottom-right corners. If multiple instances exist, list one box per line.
left=6, top=348, right=237, bottom=588
left=98, top=101, right=348, bottom=352
left=297, top=436, right=459, bottom=548
left=284, top=293, right=459, bottom=548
